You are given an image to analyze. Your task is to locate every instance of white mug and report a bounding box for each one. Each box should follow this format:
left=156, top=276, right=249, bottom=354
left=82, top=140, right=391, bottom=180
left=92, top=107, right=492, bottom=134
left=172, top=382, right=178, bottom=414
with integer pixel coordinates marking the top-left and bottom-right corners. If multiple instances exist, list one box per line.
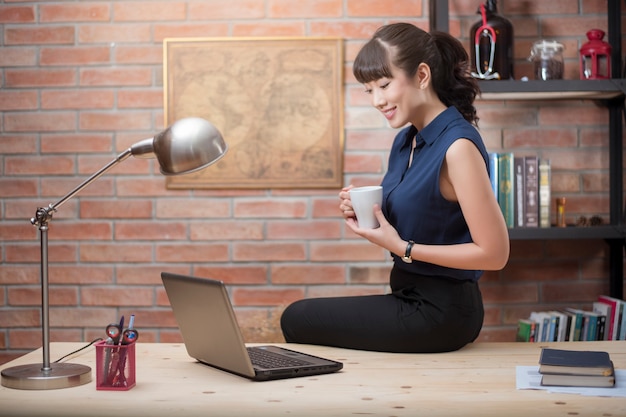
left=349, top=186, right=383, bottom=229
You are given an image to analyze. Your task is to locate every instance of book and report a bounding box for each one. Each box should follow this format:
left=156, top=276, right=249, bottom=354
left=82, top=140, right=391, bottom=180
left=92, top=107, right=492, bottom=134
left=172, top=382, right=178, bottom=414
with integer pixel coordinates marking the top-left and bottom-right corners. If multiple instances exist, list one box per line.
left=550, top=311, right=569, bottom=342
left=580, top=312, right=591, bottom=341
left=514, top=157, right=525, bottom=227
left=498, top=152, right=514, bottom=228
left=596, top=295, right=623, bottom=340
left=582, top=311, right=600, bottom=341
left=540, top=372, right=615, bottom=388
left=556, top=310, right=573, bottom=341
left=617, top=301, right=626, bottom=340
left=596, top=312, right=607, bottom=341
left=593, top=301, right=612, bottom=341
left=488, top=152, right=499, bottom=200
left=547, top=312, right=560, bottom=342
left=530, top=311, right=551, bottom=342
left=523, top=155, right=539, bottom=227
left=538, top=348, right=614, bottom=376
left=583, top=310, right=606, bottom=341
left=564, top=307, right=584, bottom=342
left=538, top=158, right=551, bottom=228
left=516, top=319, right=536, bottom=342
left=529, top=311, right=551, bottom=342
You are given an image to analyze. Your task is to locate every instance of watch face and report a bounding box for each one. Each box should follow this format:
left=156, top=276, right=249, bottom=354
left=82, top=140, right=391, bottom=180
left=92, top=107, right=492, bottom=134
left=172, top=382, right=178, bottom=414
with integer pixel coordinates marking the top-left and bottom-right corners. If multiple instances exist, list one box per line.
left=401, top=256, right=412, bottom=263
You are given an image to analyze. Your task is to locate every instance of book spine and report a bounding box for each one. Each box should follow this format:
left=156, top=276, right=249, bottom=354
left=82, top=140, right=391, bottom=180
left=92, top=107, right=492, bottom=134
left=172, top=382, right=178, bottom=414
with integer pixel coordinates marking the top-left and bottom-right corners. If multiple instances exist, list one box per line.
left=585, top=313, right=598, bottom=341
left=488, top=152, right=499, bottom=200
left=524, top=155, right=539, bottom=227
left=555, top=311, right=568, bottom=342
left=541, top=316, right=550, bottom=342
left=562, top=312, right=572, bottom=341
left=594, top=299, right=614, bottom=340
left=538, top=158, right=551, bottom=228
left=529, top=312, right=544, bottom=342
left=614, top=301, right=623, bottom=340
left=498, top=152, right=515, bottom=228
left=514, top=157, right=525, bottom=227
left=619, top=301, right=626, bottom=340
left=549, top=314, right=561, bottom=342
left=573, top=313, right=583, bottom=342
left=597, top=295, right=620, bottom=340
left=596, top=314, right=606, bottom=341
left=581, top=314, right=590, bottom=341
left=516, top=320, right=532, bottom=342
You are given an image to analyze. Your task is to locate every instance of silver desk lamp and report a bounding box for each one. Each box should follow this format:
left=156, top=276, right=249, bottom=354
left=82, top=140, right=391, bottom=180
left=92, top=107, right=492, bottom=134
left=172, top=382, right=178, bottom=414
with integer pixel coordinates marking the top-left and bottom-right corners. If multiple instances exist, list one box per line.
left=1, top=117, right=227, bottom=390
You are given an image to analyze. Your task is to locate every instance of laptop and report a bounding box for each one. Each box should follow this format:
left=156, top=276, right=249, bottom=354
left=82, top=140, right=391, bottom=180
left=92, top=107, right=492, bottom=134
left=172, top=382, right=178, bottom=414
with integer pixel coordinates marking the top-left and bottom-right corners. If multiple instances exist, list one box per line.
left=160, top=272, right=343, bottom=381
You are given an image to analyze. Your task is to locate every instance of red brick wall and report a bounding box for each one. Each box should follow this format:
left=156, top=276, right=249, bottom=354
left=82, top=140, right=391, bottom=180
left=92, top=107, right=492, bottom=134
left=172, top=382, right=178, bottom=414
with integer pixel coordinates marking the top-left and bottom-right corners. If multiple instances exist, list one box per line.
left=1, top=0, right=624, bottom=364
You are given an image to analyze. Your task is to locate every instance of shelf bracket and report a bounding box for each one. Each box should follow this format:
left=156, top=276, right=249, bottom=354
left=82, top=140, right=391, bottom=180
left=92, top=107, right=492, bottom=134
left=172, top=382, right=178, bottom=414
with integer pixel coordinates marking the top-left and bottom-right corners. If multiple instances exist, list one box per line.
left=429, top=0, right=449, bottom=33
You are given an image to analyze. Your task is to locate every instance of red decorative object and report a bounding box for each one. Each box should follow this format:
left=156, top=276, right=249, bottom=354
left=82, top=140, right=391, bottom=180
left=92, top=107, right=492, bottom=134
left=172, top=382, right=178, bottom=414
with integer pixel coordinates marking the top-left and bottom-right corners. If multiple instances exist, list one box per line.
left=579, top=29, right=612, bottom=79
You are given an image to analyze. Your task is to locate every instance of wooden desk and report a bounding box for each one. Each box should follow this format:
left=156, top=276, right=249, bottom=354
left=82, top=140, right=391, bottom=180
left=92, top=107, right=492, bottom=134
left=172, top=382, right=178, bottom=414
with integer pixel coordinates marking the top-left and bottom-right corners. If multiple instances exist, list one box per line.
left=0, top=341, right=624, bottom=417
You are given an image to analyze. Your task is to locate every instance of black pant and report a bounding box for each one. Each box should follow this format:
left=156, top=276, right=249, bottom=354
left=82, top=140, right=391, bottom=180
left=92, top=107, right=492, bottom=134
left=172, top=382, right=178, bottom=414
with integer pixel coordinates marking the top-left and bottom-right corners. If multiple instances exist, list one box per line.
left=280, top=265, right=484, bottom=353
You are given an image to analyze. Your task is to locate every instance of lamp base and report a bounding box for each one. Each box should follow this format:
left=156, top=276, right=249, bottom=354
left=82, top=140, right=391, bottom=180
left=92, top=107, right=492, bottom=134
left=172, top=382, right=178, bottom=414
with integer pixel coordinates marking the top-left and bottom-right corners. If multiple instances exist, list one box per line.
left=1, top=362, right=91, bottom=390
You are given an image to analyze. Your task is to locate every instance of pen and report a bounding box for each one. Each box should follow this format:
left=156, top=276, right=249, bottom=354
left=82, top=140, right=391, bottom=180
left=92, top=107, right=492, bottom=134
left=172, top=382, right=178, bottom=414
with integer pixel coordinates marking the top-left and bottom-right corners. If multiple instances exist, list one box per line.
left=114, top=314, right=136, bottom=387
left=117, top=315, right=125, bottom=346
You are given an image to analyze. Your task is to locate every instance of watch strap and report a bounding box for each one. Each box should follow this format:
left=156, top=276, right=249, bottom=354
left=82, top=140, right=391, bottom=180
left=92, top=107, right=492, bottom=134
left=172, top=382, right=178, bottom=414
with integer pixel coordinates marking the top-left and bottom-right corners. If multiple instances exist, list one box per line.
left=403, top=240, right=415, bottom=262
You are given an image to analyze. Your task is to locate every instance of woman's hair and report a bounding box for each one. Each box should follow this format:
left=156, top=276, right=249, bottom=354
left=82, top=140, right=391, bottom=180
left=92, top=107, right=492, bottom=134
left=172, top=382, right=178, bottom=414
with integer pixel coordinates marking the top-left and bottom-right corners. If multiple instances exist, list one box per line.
left=353, top=23, right=479, bottom=125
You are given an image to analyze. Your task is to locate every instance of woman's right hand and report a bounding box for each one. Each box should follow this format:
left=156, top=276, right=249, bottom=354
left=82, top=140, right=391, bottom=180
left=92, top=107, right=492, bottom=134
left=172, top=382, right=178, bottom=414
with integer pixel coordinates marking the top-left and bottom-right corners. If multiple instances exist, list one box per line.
left=338, top=185, right=356, bottom=220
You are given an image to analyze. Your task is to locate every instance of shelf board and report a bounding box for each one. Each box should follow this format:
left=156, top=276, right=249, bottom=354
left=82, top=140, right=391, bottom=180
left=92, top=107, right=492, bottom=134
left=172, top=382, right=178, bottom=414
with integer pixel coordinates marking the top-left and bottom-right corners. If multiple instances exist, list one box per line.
left=477, top=79, right=626, bottom=101
left=508, top=225, right=625, bottom=240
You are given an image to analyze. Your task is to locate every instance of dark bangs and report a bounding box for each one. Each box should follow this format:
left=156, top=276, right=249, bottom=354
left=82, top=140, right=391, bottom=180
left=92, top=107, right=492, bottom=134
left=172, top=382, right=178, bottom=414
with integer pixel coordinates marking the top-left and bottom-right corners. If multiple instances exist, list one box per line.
left=353, top=39, right=393, bottom=84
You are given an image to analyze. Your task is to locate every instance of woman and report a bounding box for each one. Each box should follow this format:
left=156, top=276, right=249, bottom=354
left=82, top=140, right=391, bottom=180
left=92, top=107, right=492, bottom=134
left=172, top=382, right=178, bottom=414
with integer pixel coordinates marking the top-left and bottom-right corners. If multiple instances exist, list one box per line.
left=280, top=23, right=509, bottom=353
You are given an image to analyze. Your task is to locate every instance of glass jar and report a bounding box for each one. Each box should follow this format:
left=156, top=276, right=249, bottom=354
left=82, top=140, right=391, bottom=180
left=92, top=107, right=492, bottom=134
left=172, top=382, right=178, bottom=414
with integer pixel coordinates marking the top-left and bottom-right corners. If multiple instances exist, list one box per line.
left=528, top=40, right=564, bottom=80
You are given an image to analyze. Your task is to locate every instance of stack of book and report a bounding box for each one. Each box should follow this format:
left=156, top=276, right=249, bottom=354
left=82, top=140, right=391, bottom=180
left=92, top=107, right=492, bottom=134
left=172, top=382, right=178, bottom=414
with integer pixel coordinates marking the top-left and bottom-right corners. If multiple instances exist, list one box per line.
left=489, top=153, right=551, bottom=229
left=516, top=295, right=626, bottom=342
left=538, top=348, right=616, bottom=388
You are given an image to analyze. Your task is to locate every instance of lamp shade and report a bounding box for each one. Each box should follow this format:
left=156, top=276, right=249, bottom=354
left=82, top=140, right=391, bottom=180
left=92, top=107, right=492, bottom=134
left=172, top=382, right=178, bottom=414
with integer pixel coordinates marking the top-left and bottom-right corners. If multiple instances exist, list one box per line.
left=131, top=117, right=228, bottom=175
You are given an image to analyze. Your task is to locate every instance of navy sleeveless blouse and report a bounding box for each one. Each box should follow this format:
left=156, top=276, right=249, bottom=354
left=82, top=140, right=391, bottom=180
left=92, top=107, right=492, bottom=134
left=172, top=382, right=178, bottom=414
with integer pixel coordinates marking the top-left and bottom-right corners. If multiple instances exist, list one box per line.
left=381, top=106, right=489, bottom=282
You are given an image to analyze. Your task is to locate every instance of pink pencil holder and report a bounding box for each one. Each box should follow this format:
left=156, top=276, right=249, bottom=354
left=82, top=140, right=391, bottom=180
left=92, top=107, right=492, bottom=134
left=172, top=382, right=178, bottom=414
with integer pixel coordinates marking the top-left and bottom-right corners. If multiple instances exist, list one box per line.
left=95, top=340, right=136, bottom=391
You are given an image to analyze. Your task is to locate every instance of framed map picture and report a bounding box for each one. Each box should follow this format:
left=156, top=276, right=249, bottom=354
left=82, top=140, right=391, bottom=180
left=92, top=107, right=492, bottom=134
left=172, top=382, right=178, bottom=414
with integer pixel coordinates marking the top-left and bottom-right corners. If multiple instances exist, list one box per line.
left=163, top=37, right=344, bottom=189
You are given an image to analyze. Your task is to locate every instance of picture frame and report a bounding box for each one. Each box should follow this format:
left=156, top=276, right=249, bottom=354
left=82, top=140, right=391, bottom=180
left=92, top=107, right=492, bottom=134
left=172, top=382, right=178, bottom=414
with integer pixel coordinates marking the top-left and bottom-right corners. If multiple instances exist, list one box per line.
left=163, top=36, right=344, bottom=189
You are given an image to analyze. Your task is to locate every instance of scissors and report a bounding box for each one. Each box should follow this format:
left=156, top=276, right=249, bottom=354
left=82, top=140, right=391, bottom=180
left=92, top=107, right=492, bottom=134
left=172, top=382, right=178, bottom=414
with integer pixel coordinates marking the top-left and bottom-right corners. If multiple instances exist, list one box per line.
left=105, top=315, right=139, bottom=346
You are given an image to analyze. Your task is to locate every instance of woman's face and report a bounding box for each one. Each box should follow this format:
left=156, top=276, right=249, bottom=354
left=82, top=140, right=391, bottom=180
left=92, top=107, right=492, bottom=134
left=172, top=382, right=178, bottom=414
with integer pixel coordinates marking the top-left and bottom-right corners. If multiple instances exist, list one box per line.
left=362, top=63, right=423, bottom=129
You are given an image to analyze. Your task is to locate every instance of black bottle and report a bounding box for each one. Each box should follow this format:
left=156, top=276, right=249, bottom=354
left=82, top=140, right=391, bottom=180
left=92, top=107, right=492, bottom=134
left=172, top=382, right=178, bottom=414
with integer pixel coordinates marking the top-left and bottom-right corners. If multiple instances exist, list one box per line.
left=469, top=0, right=514, bottom=80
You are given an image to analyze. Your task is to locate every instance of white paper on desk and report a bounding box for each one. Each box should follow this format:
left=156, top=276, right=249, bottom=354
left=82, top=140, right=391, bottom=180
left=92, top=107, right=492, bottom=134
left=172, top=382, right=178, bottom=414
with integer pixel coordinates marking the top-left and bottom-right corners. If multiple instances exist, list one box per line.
left=516, top=366, right=626, bottom=397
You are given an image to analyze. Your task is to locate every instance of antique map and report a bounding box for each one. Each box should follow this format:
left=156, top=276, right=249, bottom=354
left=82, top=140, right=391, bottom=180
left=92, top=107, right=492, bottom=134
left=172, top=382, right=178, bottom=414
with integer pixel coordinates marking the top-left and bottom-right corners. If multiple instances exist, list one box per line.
left=164, top=37, right=344, bottom=189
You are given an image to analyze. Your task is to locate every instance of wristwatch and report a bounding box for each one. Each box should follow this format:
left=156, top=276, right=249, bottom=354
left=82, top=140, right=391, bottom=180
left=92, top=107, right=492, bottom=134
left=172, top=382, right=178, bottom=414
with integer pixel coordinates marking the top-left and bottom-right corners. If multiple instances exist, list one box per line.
left=402, top=240, right=415, bottom=263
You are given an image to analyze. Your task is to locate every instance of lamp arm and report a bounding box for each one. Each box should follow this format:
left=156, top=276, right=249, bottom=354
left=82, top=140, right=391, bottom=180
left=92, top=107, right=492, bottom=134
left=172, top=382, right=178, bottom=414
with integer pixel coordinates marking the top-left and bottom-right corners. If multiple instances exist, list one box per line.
left=29, top=147, right=136, bottom=372
left=31, top=148, right=134, bottom=227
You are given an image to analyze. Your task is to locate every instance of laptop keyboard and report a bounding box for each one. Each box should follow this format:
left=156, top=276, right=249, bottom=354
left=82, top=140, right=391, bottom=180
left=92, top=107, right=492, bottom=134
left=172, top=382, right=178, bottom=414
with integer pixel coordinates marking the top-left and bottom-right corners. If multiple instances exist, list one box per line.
left=247, top=347, right=312, bottom=369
